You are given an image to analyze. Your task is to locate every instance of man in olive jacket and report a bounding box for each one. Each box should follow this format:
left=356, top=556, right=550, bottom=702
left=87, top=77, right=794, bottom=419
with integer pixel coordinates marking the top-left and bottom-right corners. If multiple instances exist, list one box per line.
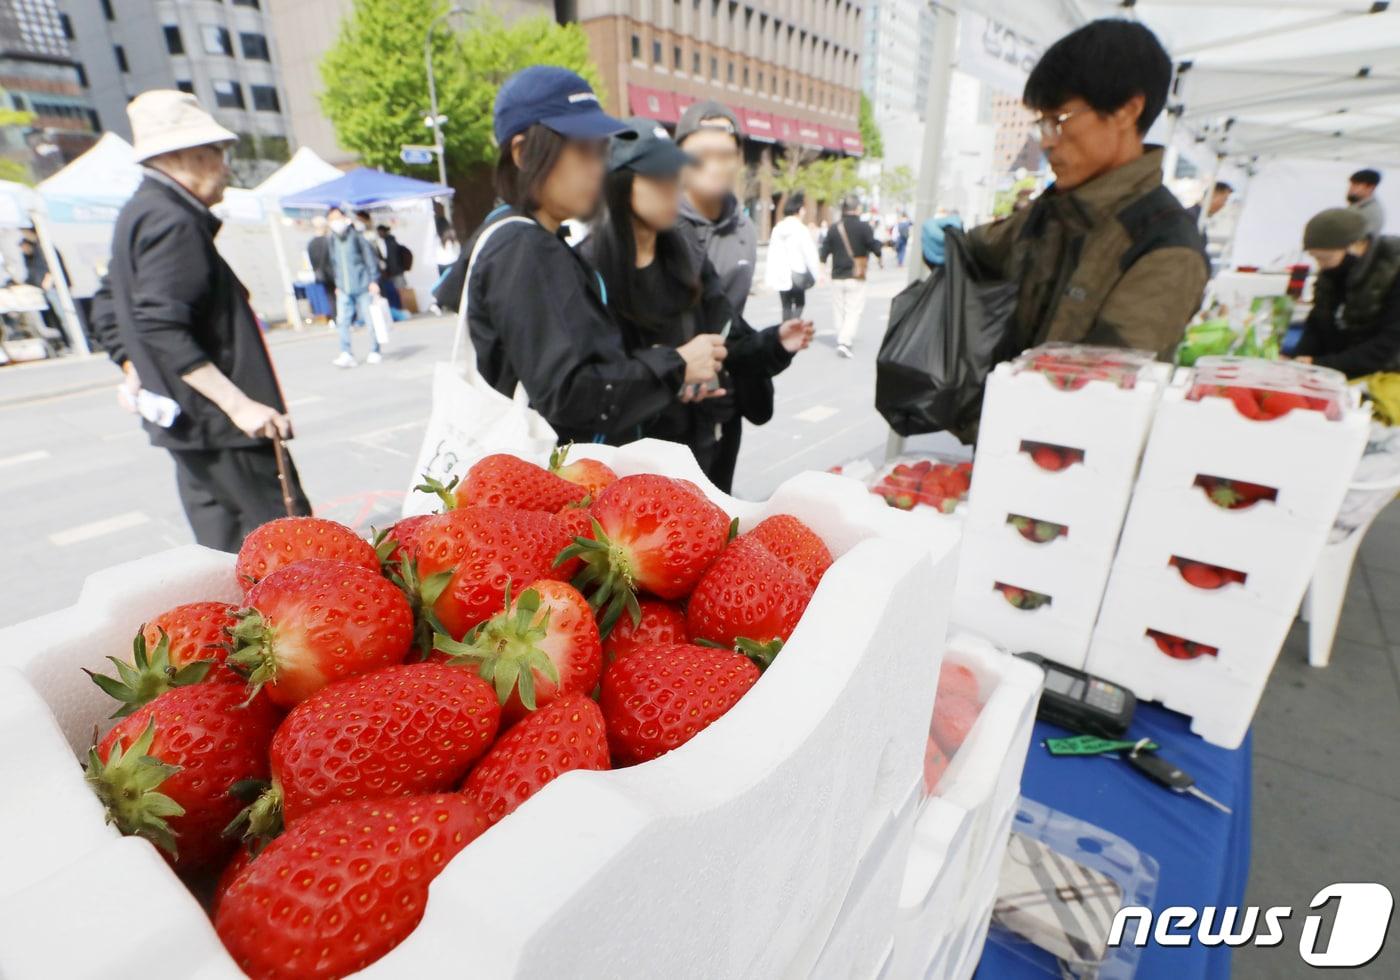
left=968, top=20, right=1207, bottom=360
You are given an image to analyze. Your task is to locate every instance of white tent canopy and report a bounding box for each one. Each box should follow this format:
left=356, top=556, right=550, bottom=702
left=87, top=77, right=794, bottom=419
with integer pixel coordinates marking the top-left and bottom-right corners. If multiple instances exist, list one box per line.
left=37, top=133, right=142, bottom=223
left=0, top=181, right=40, bottom=228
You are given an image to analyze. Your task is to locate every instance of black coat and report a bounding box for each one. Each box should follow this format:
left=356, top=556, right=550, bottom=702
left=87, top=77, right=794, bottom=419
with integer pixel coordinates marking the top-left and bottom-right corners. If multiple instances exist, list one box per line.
left=306, top=233, right=335, bottom=286
left=460, top=210, right=687, bottom=445
left=108, top=174, right=287, bottom=450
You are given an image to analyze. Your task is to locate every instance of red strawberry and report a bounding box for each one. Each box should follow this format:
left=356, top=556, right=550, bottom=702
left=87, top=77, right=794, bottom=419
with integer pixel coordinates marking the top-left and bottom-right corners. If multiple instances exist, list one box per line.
left=686, top=536, right=813, bottom=666
left=457, top=453, right=588, bottom=511
left=434, top=579, right=602, bottom=724
left=1221, top=386, right=1266, bottom=420
left=600, top=643, right=761, bottom=765
left=560, top=474, right=730, bottom=633
left=551, top=503, right=594, bottom=580
left=211, top=845, right=257, bottom=919
left=745, top=514, right=833, bottom=592
left=461, top=693, right=610, bottom=824
left=232, top=664, right=500, bottom=844
left=1258, top=390, right=1311, bottom=419
left=1030, top=445, right=1067, bottom=472
left=923, top=738, right=950, bottom=795
left=1178, top=561, right=1225, bottom=590
left=229, top=559, right=414, bottom=708
left=235, top=517, right=378, bottom=592
left=373, top=513, right=434, bottom=567
left=215, top=794, right=490, bottom=980
left=603, top=597, right=688, bottom=663
left=87, top=603, right=240, bottom=716
left=938, top=662, right=980, bottom=703
left=549, top=444, right=618, bottom=498
left=931, top=693, right=981, bottom=754
left=86, top=684, right=280, bottom=873
left=411, top=507, right=571, bottom=641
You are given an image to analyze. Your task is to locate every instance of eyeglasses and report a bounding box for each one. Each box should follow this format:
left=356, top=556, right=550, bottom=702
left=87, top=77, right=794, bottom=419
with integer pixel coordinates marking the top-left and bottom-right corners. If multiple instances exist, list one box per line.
left=1034, top=106, right=1093, bottom=141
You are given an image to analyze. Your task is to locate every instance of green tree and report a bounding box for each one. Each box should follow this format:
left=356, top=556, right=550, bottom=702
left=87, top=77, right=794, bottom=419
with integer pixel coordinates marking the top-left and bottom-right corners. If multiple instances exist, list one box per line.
left=878, top=165, right=914, bottom=208
left=320, top=0, right=599, bottom=179
left=0, top=109, right=36, bottom=185
left=858, top=93, right=883, bottom=159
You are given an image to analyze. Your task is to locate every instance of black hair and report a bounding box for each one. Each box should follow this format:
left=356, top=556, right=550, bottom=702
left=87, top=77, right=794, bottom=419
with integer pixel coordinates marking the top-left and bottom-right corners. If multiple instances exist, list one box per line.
left=327, top=205, right=344, bottom=217
left=1213, top=181, right=1233, bottom=194
left=589, top=168, right=701, bottom=338
left=1351, top=169, right=1382, bottom=187
left=355, top=210, right=372, bottom=223
left=494, top=124, right=569, bottom=213
left=783, top=190, right=806, bottom=216
left=1023, top=19, right=1171, bottom=135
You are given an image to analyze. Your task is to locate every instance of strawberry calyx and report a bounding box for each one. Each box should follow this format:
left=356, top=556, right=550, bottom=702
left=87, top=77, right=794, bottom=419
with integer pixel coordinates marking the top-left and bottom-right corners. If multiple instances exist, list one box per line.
left=84, top=627, right=213, bottom=718
left=226, top=609, right=280, bottom=702
left=413, top=474, right=461, bottom=512
left=386, top=555, right=454, bottom=659
left=223, top=779, right=283, bottom=851
left=554, top=518, right=643, bottom=637
left=1208, top=484, right=1243, bottom=508
left=547, top=442, right=574, bottom=473
left=84, top=719, right=186, bottom=858
left=695, top=635, right=784, bottom=670
left=432, top=584, right=562, bottom=711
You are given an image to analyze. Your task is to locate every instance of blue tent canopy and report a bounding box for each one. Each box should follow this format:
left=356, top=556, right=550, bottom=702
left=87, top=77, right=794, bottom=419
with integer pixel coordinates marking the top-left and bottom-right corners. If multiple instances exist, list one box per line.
left=279, top=167, right=452, bottom=210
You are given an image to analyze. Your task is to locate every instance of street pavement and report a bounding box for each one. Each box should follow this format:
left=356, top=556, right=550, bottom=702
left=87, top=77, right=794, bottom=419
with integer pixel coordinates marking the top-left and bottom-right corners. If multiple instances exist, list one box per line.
left=0, top=262, right=953, bottom=627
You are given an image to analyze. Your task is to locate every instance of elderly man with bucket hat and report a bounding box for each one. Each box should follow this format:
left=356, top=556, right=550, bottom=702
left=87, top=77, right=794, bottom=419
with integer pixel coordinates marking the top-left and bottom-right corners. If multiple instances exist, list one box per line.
left=1294, top=206, right=1400, bottom=379
left=107, top=90, right=310, bottom=552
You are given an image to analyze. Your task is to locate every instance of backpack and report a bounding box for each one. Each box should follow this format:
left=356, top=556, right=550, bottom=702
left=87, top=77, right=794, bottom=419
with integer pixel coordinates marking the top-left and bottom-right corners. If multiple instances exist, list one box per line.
left=398, top=243, right=414, bottom=272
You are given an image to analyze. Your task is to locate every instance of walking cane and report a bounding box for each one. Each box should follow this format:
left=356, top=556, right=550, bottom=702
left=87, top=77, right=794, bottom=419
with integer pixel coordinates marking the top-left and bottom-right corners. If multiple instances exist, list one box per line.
left=271, top=430, right=297, bottom=518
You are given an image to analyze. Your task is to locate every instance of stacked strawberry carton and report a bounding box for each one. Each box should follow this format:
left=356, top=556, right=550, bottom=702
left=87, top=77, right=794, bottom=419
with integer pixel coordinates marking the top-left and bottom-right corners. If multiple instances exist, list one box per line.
left=953, top=344, right=1172, bottom=667
left=1086, top=358, right=1370, bottom=748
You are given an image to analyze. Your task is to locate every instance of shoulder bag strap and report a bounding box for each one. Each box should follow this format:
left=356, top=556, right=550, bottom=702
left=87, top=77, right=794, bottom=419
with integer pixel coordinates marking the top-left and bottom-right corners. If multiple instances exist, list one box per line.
left=834, top=217, right=856, bottom=264
left=451, top=215, right=535, bottom=373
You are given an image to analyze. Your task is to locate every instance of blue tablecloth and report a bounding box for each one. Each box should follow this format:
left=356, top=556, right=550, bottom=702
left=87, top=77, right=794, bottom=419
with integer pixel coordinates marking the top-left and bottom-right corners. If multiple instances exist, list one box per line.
left=977, top=704, right=1252, bottom=979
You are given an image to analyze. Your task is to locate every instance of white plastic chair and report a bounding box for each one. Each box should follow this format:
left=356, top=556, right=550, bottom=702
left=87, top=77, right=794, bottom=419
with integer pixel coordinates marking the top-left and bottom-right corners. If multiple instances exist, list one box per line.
left=1301, top=472, right=1400, bottom=667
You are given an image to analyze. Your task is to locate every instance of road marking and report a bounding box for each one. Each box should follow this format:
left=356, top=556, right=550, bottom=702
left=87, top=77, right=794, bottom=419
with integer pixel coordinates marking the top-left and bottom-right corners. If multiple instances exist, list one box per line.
left=49, top=510, right=150, bottom=547
left=102, top=429, right=146, bottom=441
left=287, top=395, right=324, bottom=407
left=0, top=449, right=49, bottom=468
left=794, top=405, right=838, bottom=423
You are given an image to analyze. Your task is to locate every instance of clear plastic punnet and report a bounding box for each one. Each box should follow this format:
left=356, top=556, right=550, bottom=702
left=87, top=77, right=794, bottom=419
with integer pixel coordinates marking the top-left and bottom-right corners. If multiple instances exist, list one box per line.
left=1012, top=342, right=1156, bottom=392
left=1185, top=355, right=1349, bottom=421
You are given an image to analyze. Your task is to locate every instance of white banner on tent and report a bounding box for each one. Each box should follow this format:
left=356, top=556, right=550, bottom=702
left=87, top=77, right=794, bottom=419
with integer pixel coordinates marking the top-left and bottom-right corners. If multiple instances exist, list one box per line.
left=957, top=11, right=1044, bottom=95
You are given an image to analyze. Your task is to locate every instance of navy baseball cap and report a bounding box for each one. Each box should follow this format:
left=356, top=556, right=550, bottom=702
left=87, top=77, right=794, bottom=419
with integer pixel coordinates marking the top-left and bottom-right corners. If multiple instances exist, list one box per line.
left=494, top=66, right=634, bottom=145
left=610, top=117, right=696, bottom=176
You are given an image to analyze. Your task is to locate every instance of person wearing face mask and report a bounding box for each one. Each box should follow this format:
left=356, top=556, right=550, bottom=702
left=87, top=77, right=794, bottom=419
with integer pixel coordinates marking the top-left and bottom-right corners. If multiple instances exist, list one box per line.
left=434, top=67, right=727, bottom=446
left=325, top=204, right=383, bottom=367
left=1346, top=169, right=1385, bottom=238
left=1293, top=207, right=1400, bottom=378
left=582, top=119, right=813, bottom=488
left=967, top=19, right=1208, bottom=361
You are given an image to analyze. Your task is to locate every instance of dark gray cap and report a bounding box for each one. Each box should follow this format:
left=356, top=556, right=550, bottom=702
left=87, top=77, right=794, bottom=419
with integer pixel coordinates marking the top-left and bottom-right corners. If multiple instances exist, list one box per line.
left=610, top=117, right=695, bottom=175
left=1304, top=207, right=1368, bottom=249
left=675, top=100, right=743, bottom=146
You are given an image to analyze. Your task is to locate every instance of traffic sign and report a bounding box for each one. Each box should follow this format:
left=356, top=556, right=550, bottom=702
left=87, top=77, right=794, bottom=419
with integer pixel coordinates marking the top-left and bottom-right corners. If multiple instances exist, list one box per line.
left=400, top=146, right=436, bottom=165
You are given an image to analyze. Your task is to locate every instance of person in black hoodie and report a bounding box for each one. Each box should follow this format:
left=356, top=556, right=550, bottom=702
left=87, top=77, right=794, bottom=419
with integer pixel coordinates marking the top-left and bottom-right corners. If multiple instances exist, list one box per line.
left=583, top=118, right=813, bottom=489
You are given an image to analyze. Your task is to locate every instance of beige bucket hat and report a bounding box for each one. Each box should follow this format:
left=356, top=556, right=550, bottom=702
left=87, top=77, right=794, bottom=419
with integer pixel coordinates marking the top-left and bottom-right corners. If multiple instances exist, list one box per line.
left=128, top=90, right=238, bottom=163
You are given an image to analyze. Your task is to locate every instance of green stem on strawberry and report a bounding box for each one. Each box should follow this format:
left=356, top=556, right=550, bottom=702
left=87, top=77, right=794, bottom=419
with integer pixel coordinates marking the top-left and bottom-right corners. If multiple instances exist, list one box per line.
left=386, top=556, right=454, bottom=660
left=432, top=585, right=562, bottom=711
left=554, top=518, right=643, bottom=637
left=694, top=635, right=783, bottom=671
left=223, top=780, right=284, bottom=851
left=547, top=443, right=574, bottom=472
left=226, top=610, right=280, bottom=703
left=84, top=627, right=213, bottom=718
left=412, top=474, right=460, bottom=512
left=84, top=719, right=186, bottom=859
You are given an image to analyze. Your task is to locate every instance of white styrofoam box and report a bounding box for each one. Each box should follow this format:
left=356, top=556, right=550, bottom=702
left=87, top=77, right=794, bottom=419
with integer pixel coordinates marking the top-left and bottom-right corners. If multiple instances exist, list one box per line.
left=1085, top=618, right=1263, bottom=749
left=963, top=496, right=1123, bottom=572
left=959, top=517, right=1117, bottom=597
left=0, top=438, right=962, bottom=980
left=884, top=633, right=1042, bottom=980
left=962, top=448, right=1135, bottom=548
left=1134, top=382, right=1371, bottom=523
left=975, top=358, right=1171, bottom=479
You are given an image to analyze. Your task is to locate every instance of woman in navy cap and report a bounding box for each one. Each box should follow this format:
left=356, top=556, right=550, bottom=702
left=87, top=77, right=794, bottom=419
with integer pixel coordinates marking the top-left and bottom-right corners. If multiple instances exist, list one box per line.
left=436, top=66, right=727, bottom=445
left=582, top=118, right=814, bottom=490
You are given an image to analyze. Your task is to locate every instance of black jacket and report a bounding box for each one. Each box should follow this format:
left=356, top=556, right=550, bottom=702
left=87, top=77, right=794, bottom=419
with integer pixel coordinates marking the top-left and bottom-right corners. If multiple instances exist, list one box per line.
left=1297, top=237, right=1400, bottom=378
left=455, top=210, right=687, bottom=445
left=378, top=233, right=406, bottom=278
left=108, top=173, right=287, bottom=450
left=820, top=214, right=881, bottom=279
left=306, top=233, right=335, bottom=286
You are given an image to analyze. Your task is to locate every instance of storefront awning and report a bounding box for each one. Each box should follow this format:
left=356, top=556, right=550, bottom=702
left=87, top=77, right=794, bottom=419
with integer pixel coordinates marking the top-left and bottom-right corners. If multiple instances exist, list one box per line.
left=795, top=121, right=824, bottom=147
left=818, top=126, right=845, bottom=152
left=839, top=131, right=864, bottom=156
left=772, top=115, right=799, bottom=143
left=628, top=86, right=680, bottom=124
left=740, top=109, right=777, bottom=142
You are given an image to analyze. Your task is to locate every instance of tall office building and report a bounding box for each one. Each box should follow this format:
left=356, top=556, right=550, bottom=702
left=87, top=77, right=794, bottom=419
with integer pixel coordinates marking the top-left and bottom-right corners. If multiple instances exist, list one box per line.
left=58, top=0, right=293, bottom=183
left=0, top=0, right=99, bottom=179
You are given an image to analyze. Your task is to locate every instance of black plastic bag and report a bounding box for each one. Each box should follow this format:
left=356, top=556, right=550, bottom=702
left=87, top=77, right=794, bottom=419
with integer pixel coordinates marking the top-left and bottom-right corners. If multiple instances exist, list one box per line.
left=875, top=227, right=1017, bottom=441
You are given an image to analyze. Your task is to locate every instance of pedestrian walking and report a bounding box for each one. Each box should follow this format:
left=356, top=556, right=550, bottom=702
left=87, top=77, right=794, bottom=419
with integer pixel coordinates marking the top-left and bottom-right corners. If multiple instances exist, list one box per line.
left=895, top=212, right=912, bottom=267
left=372, top=222, right=408, bottom=310
left=18, top=231, right=71, bottom=349
left=106, top=90, right=309, bottom=552
left=304, top=215, right=336, bottom=322
left=1347, top=169, right=1386, bottom=238
left=820, top=196, right=881, bottom=358
left=583, top=118, right=812, bottom=489
left=432, top=66, right=726, bottom=445
left=325, top=204, right=383, bottom=367
left=765, top=191, right=822, bottom=320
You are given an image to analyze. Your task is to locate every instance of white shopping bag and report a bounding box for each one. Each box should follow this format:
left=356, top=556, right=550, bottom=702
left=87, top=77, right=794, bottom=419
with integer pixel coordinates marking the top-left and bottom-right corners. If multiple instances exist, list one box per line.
left=402, top=217, right=557, bottom=518
left=369, top=296, right=393, bottom=347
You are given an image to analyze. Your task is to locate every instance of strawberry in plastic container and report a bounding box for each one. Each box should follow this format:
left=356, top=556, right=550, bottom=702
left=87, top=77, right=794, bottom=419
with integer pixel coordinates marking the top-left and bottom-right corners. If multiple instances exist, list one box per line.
left=924, top=661, right=986, bottom=796
left=1169, top=556, right=1247, bottom=590
left=1147, top=629, right=1220, bottom=660
left=1019, top=440, right=1086, bottom=473
left=1186, top=356, right=1346, bottom=421
left=1015, top=342, right=1153, bottom=392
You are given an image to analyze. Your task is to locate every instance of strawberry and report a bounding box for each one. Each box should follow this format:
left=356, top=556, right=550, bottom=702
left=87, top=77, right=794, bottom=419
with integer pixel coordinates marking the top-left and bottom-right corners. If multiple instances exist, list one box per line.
left=231, top=663, right=499, bottom=843
left=215, top=794, right=490, bottom=980
left=235, top=517, right=379, bottom=592
left=1030, top=445, right=1067, bottom=472
left=603, top=597, right=688, bottom=663
left=457, top=452, right=588, bottom=511
left=373, top=513, right=434, bottom=567
left=686, top=536, right=812, bottom=666
left=1258, top=390, right=1311, bottom=419
left=744, top=514, right=833, bottom=592
left=559, top=474, right=730, bottom=633
left=461, top=693, right=610, bottom=824
left=938, top=662, right=980, bottom=703
left=549, top=444, right=618, bottom=498
left=86, top=603, right=240, bottom=716
left=931, top=693, right=982, bottom=754
left=1177, top=560, right=1225, bottom=590
left=997, top=583, right=1050, bottom=610
left=86, top=684, right=280, bottom=873
left=600, top=643, right=761, bottom=765
left=1221, top=385, right=1266, bottom=420
left=211, top=845, right=257, bottom=919
left=434, top=579, right=602, bottom=724
left=229, top=559, right=414, bottom=708
left=923, top=738, right=950, bottom=795
left=409, top=507, right=572, bottom=641
left=551, top=502, right=594, bottom=580
left=893, top=492, right=915, bottom=509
